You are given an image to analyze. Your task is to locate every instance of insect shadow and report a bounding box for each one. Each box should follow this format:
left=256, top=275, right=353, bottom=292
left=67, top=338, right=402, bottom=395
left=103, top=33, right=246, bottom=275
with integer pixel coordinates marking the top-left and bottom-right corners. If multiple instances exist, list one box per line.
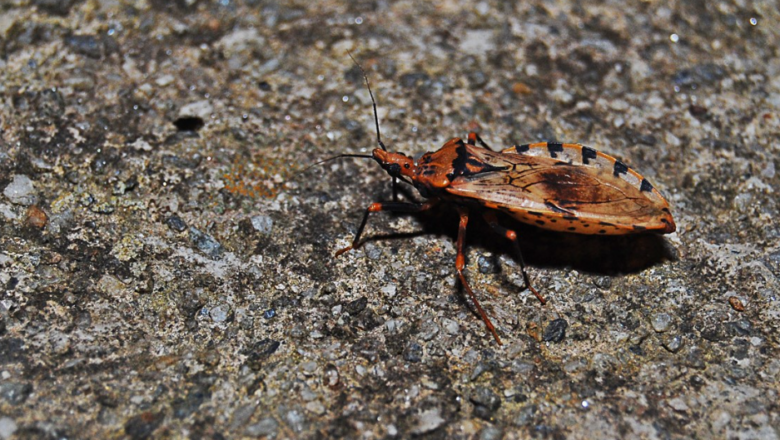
left=359, top=199, right=677, bottom=278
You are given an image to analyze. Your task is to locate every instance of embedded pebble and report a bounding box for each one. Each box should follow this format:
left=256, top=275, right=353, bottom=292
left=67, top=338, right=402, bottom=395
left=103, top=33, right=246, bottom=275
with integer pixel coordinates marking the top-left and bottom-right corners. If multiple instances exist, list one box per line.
left=592, top=276, right=612, bottom=289
left=410, top=408, right=445, bottom=435
left=543, top=319, right=568, bottom=342
left=479, top=425, right=503, bottom=440
left=471, top=386, right=501, bottom=420
left=418, top=320, right=440, bottom=341
left=470, top=362, right=491, bottom=381
left=728, top=296, right=745, bottom=312
left=65, top=34, right=103, bottom=58
left=189, top=227, right=223, bottom=258
left=245, top=417, right=278, bottom=437
left=667, top=397, right=690, bottom=412
left=513, top=404, right=537, bottom=426
left=0, top=417, right=17, bottom=439
left=663, top=335, right=684, bottom=353
left=3, top=175, right=36, bottom=206
left=285, top=409, right=305, bottom=432
left=442, top=318, right=460, bottom=335
left=301, top=361, right=318, bottom=374
left=250, top=215, right=273, bottom=234
left=403, top=342, right=423, bottom=363
left=478, top=254, right=500, bottom=274
left=0, top=203, right=17, bottom=220
left=209, top=304, right=231, bottom=323
left=179, top=100, right=213, bottom=119
left=124, top=411, right=162, bottom=439
left=651, top=313, right=672, bottom=333
left=25, top=205, right=47, bottom=228
left=229, top=404, right=256, bottom=429
left=0, top=382, right=32, bottom=405
left=363, top=242, right=383, bottom=260
left=380, top=283, right=397, bottom=297
left=305, top=400, right=325, bottom=415
left=165, top=215, right=187, bottom=232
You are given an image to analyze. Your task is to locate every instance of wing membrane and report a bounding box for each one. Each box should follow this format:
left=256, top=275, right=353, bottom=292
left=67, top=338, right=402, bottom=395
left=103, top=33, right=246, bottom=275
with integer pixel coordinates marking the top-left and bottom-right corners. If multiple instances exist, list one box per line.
left=445, top=145, right=673, bottom=234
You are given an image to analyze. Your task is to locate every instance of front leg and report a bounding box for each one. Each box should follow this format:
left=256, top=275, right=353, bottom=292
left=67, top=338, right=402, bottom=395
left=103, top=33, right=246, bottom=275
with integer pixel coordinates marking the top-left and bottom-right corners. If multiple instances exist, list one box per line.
left=336, top=200, right=438, bottom=257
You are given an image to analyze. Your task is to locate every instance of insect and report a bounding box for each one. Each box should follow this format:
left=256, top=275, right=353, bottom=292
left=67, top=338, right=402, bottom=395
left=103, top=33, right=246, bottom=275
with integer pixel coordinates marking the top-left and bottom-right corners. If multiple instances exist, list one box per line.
left=334, top=55, right=676, bottom=345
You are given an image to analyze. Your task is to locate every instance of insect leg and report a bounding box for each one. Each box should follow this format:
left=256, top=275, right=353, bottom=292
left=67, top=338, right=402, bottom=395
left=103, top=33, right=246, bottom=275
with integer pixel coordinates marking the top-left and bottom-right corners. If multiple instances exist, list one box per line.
left=467, top=132, right=494, bottom=151
left=482, top=211, right=547, bottom=305
left=455, top=207, right=502, bottom=345
left=335, top=200, right=437, bottom=257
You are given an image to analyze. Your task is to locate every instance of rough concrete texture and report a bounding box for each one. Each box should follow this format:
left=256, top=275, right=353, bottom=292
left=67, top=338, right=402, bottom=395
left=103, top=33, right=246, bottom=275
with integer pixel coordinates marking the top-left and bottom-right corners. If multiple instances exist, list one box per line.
left=1, top=0, right=779, bottom=439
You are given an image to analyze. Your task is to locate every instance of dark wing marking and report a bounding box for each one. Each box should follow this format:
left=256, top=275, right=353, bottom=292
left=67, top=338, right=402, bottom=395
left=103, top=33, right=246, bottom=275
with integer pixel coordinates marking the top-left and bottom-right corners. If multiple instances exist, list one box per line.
left=445, top=145, right=673, bottom=233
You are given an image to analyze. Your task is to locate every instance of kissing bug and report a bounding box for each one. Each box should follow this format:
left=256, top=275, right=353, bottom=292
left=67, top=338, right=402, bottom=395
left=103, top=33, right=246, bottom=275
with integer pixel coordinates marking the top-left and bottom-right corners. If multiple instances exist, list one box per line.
left=334, top=54, right=676, bottom=345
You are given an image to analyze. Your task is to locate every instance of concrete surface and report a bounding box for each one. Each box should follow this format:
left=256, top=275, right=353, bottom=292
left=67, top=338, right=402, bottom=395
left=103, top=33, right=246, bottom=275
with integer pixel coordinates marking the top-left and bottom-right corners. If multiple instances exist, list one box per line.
left=1, top=0, right=779, bottom=438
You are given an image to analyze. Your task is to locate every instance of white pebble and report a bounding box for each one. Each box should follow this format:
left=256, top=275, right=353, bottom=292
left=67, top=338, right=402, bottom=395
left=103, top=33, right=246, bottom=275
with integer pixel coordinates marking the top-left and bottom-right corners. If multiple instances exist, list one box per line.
left=3, top=175, right=35, bottom=206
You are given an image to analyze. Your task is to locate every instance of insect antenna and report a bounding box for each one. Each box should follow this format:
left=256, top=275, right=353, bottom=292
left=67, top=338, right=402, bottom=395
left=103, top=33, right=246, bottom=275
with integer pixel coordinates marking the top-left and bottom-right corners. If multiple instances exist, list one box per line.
left=347, top=50, right=400, bottom=200
left=347, top=51, right=386, bottom=152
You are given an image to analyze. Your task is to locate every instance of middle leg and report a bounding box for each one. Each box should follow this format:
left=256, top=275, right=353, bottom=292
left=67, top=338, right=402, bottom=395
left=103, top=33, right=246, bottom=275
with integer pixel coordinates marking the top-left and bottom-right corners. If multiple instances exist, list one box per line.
left=455, top=206, right=502, bottom=345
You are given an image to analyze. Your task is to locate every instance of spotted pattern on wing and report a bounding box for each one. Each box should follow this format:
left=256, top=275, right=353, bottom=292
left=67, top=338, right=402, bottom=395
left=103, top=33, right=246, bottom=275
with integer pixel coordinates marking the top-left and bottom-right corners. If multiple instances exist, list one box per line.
left=501, top=142, right=669, bottom=209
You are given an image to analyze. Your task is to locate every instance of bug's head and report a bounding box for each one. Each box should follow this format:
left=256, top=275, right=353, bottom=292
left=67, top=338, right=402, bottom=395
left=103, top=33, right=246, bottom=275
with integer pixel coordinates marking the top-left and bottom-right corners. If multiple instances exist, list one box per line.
left=372, top=148, right=415, bottom=179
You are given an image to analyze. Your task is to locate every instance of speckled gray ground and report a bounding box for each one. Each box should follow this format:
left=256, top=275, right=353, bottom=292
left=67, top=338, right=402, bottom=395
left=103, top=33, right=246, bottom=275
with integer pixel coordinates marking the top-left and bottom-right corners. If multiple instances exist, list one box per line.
left=1, top=0, right=779, bottom=439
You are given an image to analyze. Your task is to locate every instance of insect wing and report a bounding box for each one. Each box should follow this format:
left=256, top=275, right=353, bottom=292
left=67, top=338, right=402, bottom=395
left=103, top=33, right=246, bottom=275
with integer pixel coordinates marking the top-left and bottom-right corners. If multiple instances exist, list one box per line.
left=502, top=142, right=671, bottom=211
left=446, top=145, right=675, bottom=234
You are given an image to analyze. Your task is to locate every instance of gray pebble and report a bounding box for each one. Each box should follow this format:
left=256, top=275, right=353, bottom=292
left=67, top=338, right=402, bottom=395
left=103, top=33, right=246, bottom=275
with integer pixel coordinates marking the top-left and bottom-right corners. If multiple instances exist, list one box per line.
left=513, top=404, right=537, bottom=426
left=245, top=417, right=278, bottom=437
left=363, top=242, right=383, bottom=260
left=65, top=34, right=103, bottom=58
left=229, top=403, right=257, bottom=429
left=250, top=215, right=273, bottom=234
left=179, top=100, right=213, bottom=119
left=442, top=318, right=460, bottom=335
left=663, top=335, right=684, bottom=353
left=0, top=382, right=32, bottom=405
left=478, top=254, right=500, bottom=274
left=651, top=312, right=672, bottom=333
left=471, top=386, right=501, bottom=420
left=209, top=304, right=231, bottom=323
left=479, top=425, right=503, bottom=440
left=410, top=407, right=445, bottom=435
left=470, top=362, right=491, bottom=381
left=284, top=408, right=305, bottom=433
left=0, top=417, right=18, bottom=439
left=189, top=227, right=223, bottom=258
left=542, top=319, right=568, bottom=342
left=124, top=411, right=162, bottom=440
left=592, top=276, right=612, bottom=289
left=418, top=320, right=440, bottom=341
left=3, top=175, right=36, bottom=206
left=404, top=342, right=423, bottom=363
